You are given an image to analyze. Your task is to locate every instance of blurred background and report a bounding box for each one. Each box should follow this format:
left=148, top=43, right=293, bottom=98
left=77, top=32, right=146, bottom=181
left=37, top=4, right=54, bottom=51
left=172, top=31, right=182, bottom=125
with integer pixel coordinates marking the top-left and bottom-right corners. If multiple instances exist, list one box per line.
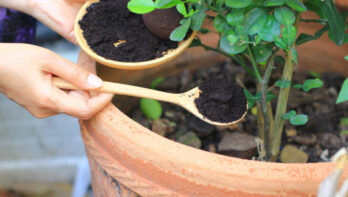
left=0, top=21, right=92, bottom=197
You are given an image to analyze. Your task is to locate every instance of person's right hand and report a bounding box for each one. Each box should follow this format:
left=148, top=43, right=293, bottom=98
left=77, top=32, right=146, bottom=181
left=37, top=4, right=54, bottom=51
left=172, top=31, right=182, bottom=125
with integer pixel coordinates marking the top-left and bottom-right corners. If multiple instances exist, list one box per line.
left=0, top=43, right=113, bottom=119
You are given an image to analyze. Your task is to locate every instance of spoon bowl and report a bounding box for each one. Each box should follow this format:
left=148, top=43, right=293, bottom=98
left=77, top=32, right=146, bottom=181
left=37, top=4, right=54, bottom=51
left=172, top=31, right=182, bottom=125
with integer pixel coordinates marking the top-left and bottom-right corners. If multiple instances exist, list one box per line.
left=53, top=78, right=247, bottom=126
left=75, top=0, right=197, bottom=70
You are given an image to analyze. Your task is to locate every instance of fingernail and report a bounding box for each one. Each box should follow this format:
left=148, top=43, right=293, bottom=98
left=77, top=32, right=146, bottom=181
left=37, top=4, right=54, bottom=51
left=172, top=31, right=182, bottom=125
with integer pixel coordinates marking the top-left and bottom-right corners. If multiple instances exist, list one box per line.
left=87, top=74, right=103, bottom=88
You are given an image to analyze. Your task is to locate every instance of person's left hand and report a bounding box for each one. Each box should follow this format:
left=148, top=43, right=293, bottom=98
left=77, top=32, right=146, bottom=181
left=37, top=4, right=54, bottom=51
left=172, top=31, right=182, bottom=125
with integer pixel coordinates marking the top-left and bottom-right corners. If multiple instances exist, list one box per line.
left=28, top=0, right=87, bottom=45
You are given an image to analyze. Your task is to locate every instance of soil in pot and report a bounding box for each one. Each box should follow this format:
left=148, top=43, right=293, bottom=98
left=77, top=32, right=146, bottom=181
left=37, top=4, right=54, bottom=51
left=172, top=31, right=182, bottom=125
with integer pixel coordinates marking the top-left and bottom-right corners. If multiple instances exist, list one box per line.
left=79, top=0, right=178, bottom=62
left=114, top=60, right=348, bottom=162
left=195, top=78, right=247, bottom=123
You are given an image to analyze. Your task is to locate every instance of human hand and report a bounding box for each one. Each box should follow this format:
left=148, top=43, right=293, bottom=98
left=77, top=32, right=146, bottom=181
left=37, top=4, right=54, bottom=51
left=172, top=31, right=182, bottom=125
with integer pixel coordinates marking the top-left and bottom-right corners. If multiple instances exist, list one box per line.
left=28, top=0, right=87, bottom=44
left=0, top=43, right=113, bottom=119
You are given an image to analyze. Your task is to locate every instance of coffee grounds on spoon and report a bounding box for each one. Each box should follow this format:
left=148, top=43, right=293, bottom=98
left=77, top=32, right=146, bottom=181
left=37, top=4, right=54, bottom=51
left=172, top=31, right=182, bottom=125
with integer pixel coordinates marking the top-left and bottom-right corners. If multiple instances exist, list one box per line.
left=194, top=78, right=247, bottom=123
left=78, top=0, right=178, bottom=62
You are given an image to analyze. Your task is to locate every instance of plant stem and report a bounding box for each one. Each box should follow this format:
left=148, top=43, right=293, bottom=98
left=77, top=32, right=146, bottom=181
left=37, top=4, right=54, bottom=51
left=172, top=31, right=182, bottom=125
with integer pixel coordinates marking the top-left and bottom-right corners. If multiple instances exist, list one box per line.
left=270, top=14, right=301, bottom=161
left=260, top=52, right=277, bottom=160
left=270, top=50, right=293, bottom=161
left=247, top=46, right=262, bottom=82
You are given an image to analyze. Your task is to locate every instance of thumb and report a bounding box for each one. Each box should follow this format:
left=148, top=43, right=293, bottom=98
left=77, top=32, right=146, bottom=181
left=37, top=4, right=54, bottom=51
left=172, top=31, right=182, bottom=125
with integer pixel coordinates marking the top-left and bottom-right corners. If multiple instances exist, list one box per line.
left=45, top=53, right=103, bottom=90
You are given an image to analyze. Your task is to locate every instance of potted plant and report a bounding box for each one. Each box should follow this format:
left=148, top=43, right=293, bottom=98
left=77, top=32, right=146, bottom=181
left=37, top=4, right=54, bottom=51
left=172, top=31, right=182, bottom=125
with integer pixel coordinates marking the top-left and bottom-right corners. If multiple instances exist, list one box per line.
left=77, top=0, right=348, bottom=196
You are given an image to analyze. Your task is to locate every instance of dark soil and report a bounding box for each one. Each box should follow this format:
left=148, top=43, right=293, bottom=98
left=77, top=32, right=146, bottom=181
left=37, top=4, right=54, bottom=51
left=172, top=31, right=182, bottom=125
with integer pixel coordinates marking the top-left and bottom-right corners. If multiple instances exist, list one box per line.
left=79, top=0, right=178, bottom=62
left=142, top=7, right=182, bottom=40
left=195, top=78, right=247, bottom=123
left=119, top=60, right=348, bottom=162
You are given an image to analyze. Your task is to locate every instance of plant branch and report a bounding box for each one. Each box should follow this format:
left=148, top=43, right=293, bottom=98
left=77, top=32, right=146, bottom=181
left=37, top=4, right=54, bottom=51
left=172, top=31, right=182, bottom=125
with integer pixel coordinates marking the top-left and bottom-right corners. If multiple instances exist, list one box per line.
left=260, top=51, right=277, bottom=160
left=247, top=45, right=262, bottom=82
left=270, top=14, right=301, bottom=161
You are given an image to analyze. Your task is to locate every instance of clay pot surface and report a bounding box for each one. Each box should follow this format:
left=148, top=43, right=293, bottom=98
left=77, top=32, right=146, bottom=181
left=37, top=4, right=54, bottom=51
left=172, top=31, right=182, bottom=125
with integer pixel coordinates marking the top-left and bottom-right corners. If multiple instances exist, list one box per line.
left=80, top=52, right=348, bottom=197
left=142, top=7, right=182, bottom=40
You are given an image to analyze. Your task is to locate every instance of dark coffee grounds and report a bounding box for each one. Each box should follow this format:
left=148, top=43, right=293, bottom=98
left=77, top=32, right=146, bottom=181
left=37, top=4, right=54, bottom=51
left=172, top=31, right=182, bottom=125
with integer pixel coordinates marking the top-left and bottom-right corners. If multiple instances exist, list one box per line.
left=194, top=78, right=247, bottom=123
left=78, top=0, right=178, bottom=62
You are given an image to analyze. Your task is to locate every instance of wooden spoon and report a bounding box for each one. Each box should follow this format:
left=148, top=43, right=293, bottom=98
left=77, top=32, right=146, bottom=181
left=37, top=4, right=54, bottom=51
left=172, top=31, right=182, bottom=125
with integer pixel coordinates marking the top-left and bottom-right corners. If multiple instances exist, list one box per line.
left=53, top=78, right=247, bottom=126
left=75, top=0, right=197, bottom=70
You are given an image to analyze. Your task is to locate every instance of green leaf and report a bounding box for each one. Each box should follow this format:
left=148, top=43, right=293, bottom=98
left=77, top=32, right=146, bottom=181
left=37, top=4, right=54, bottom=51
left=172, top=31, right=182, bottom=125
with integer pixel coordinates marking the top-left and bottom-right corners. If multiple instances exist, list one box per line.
left=255, top=92, right=277, bottom=102
left=290, top=114, right=308, bottom=125
left=170, top=18, right=191, bottom=41
left=275, top=37, right=287, bottom=50
left=128, top=0, right=156, bottom=14
left=220, top=31, right=248, bottom=55
left=285, top=0, right=307, bottom=12
left=292, top=83, right=302, bottom=90
left=243, top=89, right=257, bottom=108
left=214, top=15, right=229, bottom=33
left=302, top=78, right=324, bottom=92
left=226, top=9, right=244, bottom=26
left=252, top=43, right=273, bottom=63
left=305, top=0, right=324, bottom=18
left=282, top=110, right=296, bottom=119
left=227, top=31, right=239, bottom=45
left=155, top=0, right=181, bottom=9
left=274, top=7, right=295, bottom=26
left=275, top=79, right=291, bottom=88
left=296, top=25, right=329, bottom=46
left=243, top=8, right=268, bottom=35
left=140, top=98, right=162, bottom=120
left=198, top=28, right=210, bottom=34
left=264, top=0, right=285, bottom=7
left=321, top=0, right=345, bottom=45
left=345, top=56, right=348, bottom=61
left=340, top=117, right=348, bottom=127
left=282, top=26, right=297, bottom=47
left=267, top=92, right=277, bottom=102
left=337, top=78, right=348, bottom=104
left=308, top=71, right=321, bottom=78
left=291, top=48, right=298, bottom=64
left=340, top=130, right=348, bottom=136
left=150, top=77, right=164, bottom=89
left=176, top=2, right=188, bottom=17
left=259, top=15, right=281, bottom=42
left=191, top=8, right=207, bottom=30
left=225, top=0, right=252, bottom=8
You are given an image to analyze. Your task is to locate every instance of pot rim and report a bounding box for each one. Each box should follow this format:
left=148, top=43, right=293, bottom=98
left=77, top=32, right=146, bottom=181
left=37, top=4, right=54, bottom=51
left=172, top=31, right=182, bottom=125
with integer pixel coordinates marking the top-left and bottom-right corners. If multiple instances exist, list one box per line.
left=75, top=0, right=197, bottom=70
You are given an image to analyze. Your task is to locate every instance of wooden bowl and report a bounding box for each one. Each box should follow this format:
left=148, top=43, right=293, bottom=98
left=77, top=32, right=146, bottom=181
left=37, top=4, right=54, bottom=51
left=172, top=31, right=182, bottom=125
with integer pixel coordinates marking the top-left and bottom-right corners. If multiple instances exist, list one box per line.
left=75, top=0, right=197, bottom=70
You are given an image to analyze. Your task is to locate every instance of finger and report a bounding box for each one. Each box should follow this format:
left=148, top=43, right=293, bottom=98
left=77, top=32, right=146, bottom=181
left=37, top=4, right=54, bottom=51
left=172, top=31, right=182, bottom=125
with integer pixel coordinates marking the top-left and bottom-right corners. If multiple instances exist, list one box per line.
left=44, top=54, right=103, bottom=90
left=26, top=105, right=58, bottom=119
left=68, top=90, right=90, bottom=101
left=83, top=92, right=113, bottom=119
left=52, top=88, right=112, bottom=119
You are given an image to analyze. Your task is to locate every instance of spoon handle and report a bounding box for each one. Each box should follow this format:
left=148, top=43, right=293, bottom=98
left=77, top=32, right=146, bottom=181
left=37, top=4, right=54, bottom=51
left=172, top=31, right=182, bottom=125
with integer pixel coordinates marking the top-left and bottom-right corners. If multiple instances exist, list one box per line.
left=53, top=77, right=181, bottom=104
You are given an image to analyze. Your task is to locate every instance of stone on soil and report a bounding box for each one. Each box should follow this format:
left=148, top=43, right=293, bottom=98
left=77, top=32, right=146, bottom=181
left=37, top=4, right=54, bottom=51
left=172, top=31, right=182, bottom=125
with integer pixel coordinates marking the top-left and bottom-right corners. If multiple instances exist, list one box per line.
left=177, top=131, right=202, bottom=148
left=321, top=133, right=341, bottom=149
left=280, top=145, right=308, bottom=163
left=152, top=119, right=174, bottom=136
left=218, top=132, right=257, bottom=159
left=188, top=117, right=214, bottom=137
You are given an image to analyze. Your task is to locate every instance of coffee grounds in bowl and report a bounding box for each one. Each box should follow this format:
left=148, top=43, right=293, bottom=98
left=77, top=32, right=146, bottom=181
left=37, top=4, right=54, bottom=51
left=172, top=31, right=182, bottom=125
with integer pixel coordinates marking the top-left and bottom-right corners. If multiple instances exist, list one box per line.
left=78, top=0, right=178, bottom=62
left=195, top=78, right=247, bottom=123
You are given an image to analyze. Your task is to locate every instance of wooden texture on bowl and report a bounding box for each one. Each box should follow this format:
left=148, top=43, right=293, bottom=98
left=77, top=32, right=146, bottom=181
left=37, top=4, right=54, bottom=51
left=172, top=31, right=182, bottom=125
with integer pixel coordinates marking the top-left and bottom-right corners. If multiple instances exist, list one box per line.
left=75, top=0, right=197, bottom=70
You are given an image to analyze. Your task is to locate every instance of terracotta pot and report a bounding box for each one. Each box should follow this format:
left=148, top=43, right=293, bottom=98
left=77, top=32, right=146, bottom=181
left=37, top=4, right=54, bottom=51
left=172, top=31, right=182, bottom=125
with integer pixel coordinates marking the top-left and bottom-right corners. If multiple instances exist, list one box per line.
left=79, top=50, right=348, bottom=197
left=78, top=7, right=348, bottom=196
